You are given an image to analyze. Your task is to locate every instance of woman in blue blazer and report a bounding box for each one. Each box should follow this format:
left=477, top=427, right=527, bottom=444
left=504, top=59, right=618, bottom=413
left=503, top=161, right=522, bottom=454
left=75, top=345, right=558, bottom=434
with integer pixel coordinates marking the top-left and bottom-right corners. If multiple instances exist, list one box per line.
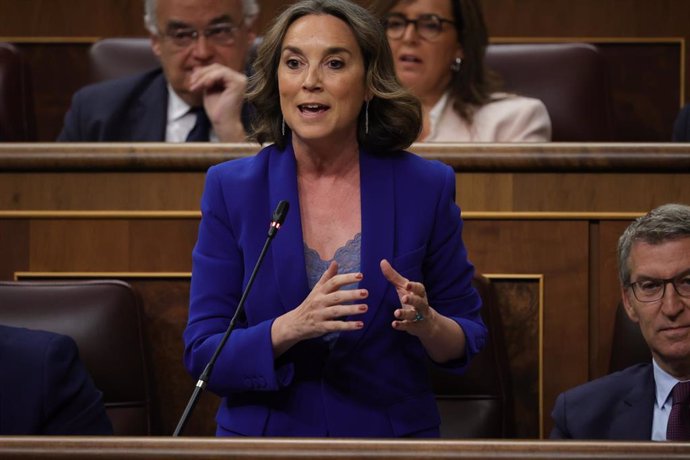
left=183, top=0, right=487, bottom=437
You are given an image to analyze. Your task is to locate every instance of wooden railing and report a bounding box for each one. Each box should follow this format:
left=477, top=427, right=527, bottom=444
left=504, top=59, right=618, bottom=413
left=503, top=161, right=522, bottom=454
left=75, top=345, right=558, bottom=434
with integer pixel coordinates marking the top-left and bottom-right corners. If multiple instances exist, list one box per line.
left=1, top=437, right=689, bottom=459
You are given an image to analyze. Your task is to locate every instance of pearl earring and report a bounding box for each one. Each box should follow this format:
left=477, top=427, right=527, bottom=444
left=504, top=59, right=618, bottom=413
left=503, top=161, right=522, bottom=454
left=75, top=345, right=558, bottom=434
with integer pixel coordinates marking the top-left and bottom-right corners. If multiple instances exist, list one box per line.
left=451, top=57, right=462, bottom=72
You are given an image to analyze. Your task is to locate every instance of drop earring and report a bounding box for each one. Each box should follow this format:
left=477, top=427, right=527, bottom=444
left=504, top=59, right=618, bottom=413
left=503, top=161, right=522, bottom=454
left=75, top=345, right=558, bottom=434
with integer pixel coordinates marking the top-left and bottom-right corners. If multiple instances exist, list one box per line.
left=451, top=57, right=462, bottom=72
left=365, top=100, right=370, bottom=135
left=282, top=117, right=285, bottom=136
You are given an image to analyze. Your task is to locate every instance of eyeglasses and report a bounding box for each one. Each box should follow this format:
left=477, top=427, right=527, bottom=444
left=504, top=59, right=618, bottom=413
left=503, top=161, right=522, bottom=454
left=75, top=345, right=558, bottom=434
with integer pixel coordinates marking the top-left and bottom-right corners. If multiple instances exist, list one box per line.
left=163, top=23, right=240, bottom=48
left=382, top=13, right=456, bottom=41
left=628, top=273, right=690, bottom=302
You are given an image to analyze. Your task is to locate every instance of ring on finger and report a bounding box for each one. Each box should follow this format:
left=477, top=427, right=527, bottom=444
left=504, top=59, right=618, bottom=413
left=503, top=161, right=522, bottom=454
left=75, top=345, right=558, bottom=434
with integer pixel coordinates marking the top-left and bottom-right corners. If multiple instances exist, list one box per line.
left=412, top=311, right=424, bottom=322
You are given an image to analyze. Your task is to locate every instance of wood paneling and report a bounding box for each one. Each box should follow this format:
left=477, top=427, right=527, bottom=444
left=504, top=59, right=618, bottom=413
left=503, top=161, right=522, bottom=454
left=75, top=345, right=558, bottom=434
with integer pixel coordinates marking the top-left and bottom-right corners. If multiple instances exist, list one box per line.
left=592, top=220, right=633, bottom=378
left=465, top=220, right=590, bottom=437
left=0, top=219, right=28, bottom=279
left=2, top=143, right=690, bottom=212
left=0, top=0, right=147, bottom=37
left=128, top=278, right=215, bottom=436
left=492, top=278, right=541, bottom=439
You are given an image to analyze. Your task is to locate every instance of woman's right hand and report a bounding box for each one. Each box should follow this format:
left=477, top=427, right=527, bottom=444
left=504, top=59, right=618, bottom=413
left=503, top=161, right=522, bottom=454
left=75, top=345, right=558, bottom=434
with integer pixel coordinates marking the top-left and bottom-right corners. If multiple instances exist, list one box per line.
left=271, top=261, right=368, bottom=357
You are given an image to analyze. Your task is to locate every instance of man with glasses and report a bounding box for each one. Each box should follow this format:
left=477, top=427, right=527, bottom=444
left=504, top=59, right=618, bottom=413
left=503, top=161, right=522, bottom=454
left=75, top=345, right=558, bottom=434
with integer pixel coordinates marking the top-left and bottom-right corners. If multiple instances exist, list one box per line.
left=58, top=0, right=259, bottom=142
left=551, top=203, right=690, bottom=440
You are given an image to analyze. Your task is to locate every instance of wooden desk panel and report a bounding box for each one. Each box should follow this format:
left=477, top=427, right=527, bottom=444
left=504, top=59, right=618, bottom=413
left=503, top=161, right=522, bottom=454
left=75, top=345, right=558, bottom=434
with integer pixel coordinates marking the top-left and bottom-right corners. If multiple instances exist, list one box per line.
left=2, top=143, right=690, bottom=212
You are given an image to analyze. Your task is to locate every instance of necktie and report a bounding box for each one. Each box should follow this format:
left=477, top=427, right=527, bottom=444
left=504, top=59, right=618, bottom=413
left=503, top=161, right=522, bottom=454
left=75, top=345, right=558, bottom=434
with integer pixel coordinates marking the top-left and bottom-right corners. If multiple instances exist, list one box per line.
left=667, top=381, right=690, bottom=440
left=185, top=107, right=211, bottom=142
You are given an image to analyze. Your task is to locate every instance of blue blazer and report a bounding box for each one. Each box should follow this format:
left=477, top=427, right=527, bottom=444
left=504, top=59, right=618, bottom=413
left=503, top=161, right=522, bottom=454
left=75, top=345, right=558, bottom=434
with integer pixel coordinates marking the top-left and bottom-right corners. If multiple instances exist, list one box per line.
left=672, top=104, right=690, bottom=142
left=0, top=325, right=113, bottom=435
left=184, top=143, right=487, bottom=437
left=550, top=363, right=655, bottom=440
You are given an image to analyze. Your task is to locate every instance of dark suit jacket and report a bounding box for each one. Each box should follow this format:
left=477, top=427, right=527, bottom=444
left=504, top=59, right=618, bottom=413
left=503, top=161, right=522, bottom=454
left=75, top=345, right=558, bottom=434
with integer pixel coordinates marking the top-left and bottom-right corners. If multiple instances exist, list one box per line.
left=550, top=363, right=655, bottom=440
left=0, top=325, right=113, bottom=435
left=58, top=69, right=168, bottom=141
left=672, top=104, right=690, bottom=141
left=183, top=142, right=487, bottom=437
left=57, top=68, right=252, bottom=141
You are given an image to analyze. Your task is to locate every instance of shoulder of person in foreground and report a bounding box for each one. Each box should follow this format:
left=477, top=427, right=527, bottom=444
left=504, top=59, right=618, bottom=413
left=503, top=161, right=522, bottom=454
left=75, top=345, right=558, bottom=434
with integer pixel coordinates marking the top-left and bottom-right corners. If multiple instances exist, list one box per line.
left=549, top=363, right=653, bottom=439
left=476, top=92, right=552, bottom=142
left=672, top=103, right=690, bottom=142
left=0, top=325, right=113, bottom=435
left=57, top=68, right=165, bottom=141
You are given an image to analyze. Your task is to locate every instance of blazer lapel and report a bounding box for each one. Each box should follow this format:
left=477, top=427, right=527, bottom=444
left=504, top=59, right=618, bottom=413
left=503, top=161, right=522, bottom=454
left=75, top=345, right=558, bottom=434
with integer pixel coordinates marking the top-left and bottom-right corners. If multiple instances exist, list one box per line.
left=129, top=72, right=168, bottom=141
left=331, top=149, right=395, bottom=359
left=610, top=365, right=655, bottom=440
left=268, top=143, right=309, bottom=313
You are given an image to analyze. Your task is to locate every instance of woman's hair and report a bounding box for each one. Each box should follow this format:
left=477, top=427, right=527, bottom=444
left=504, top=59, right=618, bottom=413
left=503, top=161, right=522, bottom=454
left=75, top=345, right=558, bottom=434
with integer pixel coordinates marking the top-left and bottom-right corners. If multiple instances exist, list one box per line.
left=371, top=0, right=499, bottom=123
left=247, top=0, right=421, bottom=153
left=617, top=203, right=690, bottom=286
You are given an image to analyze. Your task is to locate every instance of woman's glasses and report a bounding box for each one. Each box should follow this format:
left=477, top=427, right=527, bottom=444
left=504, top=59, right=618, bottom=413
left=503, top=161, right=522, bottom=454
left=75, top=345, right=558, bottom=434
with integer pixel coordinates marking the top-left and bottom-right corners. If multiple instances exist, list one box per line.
left=382, top=13, right=456, bottom=41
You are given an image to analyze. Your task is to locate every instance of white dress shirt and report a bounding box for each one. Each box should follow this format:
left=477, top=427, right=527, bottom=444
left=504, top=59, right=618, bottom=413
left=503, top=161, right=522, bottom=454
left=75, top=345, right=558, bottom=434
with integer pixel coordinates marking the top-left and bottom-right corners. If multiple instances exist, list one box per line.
left=165, top=86, right=217, bottom=142
left=651, top=359, right=690, bottom=441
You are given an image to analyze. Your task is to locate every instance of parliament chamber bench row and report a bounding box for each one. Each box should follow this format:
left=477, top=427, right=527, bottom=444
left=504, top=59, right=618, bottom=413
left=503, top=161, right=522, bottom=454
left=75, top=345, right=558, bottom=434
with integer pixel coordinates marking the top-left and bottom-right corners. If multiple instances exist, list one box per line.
left=4, top=38, right=621, bottom=142
left=0, top=142, right=689, bottom=439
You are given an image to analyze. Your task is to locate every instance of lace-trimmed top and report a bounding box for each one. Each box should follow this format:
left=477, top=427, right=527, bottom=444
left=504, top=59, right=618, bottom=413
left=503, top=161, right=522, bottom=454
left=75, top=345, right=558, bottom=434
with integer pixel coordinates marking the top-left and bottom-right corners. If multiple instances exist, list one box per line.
left=304, top=232, right=361, bottom=348
left=304, top=233, right=361, bottom=290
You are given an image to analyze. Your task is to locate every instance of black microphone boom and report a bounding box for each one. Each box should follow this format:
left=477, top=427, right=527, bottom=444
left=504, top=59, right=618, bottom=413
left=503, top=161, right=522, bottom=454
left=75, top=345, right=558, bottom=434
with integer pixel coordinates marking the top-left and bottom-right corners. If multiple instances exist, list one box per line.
left=173, top=200, right=289, bottom=436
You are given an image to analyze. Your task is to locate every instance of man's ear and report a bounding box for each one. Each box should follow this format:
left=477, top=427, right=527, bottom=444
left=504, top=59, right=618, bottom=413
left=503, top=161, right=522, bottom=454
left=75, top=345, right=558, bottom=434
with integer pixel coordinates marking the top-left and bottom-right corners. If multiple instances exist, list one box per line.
left=621, top=285, right=640, bottom=323
left=151, top=34, right=162, bottom=58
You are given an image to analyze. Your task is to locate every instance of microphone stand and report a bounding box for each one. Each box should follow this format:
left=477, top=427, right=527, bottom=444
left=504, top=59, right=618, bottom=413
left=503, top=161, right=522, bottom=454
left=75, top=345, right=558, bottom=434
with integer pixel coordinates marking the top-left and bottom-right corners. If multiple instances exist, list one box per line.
left=173, top=200, right=289, bottom=436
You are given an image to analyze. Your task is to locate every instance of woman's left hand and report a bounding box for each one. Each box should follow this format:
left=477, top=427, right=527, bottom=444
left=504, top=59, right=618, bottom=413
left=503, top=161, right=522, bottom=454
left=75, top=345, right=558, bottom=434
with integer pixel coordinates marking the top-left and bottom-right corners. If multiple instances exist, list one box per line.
left=380, top=259, right=434, bottom=336
left=380, top=258, right=467, bottom=363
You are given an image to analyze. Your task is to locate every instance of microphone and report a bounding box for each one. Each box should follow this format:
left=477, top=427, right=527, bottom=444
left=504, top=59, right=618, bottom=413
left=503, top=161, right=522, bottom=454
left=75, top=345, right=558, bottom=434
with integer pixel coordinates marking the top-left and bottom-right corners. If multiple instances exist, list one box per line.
left=268, top=200, right=289, bottom=237
left=173, top=200, right=290, bottom=436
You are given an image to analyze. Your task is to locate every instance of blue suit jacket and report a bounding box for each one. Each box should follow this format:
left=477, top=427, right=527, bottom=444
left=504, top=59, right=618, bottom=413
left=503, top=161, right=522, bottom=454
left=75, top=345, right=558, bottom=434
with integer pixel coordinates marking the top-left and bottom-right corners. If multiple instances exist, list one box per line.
left=672, top=104, right=690, bottom=142
left=550, top=363, right=655, bottom=440
left=0, top=325, right=113, bottom=435
left=184, top=143, right=487, bottom=437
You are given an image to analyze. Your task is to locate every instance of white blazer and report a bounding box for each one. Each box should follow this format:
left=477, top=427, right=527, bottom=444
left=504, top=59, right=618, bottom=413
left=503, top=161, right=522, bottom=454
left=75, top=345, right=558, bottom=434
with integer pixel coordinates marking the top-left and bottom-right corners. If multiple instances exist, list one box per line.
left=425, top=92, right=552, bottom=142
